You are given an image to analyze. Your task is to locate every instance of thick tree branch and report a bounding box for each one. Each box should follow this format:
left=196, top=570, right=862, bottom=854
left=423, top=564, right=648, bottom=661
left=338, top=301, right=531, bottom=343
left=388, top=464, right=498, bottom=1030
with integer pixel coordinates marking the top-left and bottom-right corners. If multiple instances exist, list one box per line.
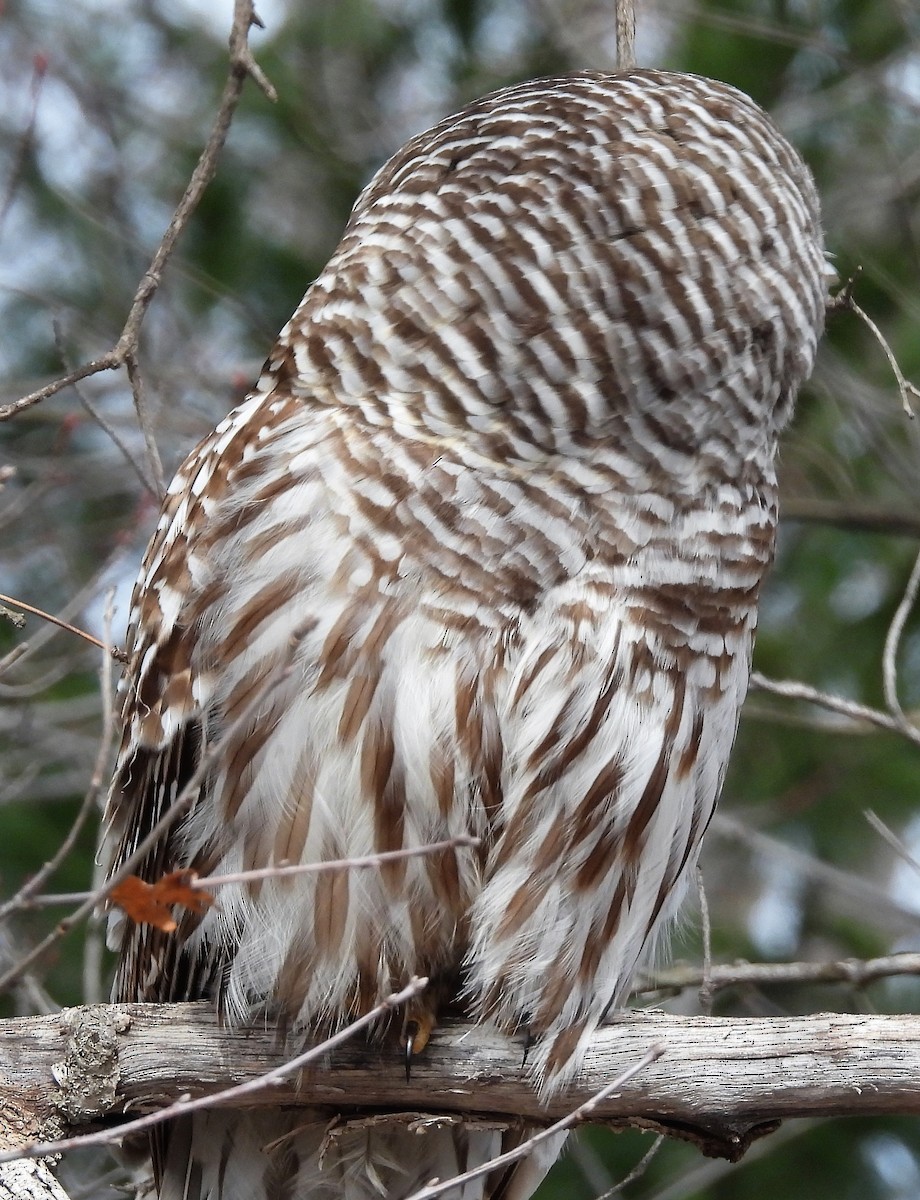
left=4, top=1003, right=920, bottom=1172
left=0, top=1161, right=70, bottom=1200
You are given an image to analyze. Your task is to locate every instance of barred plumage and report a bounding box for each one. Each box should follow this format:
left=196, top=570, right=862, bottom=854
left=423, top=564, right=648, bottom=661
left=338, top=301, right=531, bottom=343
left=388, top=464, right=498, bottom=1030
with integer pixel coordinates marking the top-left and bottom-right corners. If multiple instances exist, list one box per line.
left=105, top=69, right=829, bottom=1199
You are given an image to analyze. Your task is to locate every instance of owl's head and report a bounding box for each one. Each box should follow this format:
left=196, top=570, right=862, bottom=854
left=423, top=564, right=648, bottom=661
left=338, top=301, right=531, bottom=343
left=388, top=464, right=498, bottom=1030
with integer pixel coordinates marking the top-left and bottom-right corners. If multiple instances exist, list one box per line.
left=283, top=70, right=829, bottom=489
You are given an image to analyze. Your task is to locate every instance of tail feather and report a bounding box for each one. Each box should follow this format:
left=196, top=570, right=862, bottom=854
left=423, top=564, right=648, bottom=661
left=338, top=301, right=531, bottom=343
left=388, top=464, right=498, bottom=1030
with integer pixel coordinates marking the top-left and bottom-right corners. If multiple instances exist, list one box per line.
left=156, top=1112, right=562, bottom=1200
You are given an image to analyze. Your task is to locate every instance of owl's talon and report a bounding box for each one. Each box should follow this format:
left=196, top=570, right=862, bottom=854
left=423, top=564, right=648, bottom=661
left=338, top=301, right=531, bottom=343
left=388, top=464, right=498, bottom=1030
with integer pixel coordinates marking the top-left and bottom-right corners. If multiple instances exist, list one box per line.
left=521, top=1028, right=536, bottom=1071
left=401, top=1009, right=435, bottom=1082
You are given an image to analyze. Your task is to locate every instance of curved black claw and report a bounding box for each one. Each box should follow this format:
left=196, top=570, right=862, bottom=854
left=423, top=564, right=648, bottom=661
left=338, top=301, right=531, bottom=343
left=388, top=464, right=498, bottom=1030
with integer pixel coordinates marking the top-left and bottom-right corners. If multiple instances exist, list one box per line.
left=520, top=1027, right=536, bottom=1071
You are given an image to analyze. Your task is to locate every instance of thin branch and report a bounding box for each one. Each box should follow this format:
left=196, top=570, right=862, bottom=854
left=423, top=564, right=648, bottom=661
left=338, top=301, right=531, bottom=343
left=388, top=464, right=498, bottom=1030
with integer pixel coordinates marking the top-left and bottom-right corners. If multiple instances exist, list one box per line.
left=846, top=298, right=920, bottom=418
left=0, top=592, right=117, bottom=925
left=82, top=597, right=118, bottom=1007
left=24, top=836, right=484, bottom=907
left=110, top=0, right=274, bottom=363
left=0, top=734, right=103, bottom=921
left=195, top=835, right=482, bottom=890
left=680, top=2, right=848, bottom=56
left=0, top=924, right=58, bottom=1018
left=0, top=662, right=70, bottom=698
left=0, top=543, right=129, bottom=678
left=403, top=1044, right=666, bottom=1200
left=615, top=0, right=637, bottom=69
left=865, top=809, right=920, bottom=879
left=0, top=592, right=126, bottom=664
left=51, top=317, right=158, bottom=498
left=568, top=1134, right=615, bottom=1195
left=882, top=545, right=920, bottom=718
left=0, top=353, right=122, bottom=424
left=0, top=618, right=310, bottom=994
left=748, top=671, right=920, bottom=748
left=0, top=0, right=273, bottom=425
left=124, top=350, right=165, bottom=499
left=639, top=951, right=920, bottom=996
left=595, top=1134, right=665, bottom=1200
left=77, top=391, right=158, bottom=500
left=711, top=813, right=920, bottom=932
left=741, top=699, right=914, bottom=735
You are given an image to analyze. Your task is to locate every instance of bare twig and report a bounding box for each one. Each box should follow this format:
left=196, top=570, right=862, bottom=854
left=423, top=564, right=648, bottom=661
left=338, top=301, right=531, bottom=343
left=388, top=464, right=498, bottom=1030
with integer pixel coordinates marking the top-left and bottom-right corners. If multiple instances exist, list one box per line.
left=711, top=813, right=920, bottom=932
left=679, top=4, right=846, bottom=56
left=196, top=836, right=482, bottom=889
left=51, top=317, right=158, bottom=498
left=639, top=950, right=920, bottom=996
left=595, top=1134, right=664, bottom=1199
left=404, top=1044, right=666, bottom=1200
left=0, top=0, right=273, bottom=426
left=568, top=1134, right=615, bottom=1195
left=865, top=810, right=920, bottom=880
left=846, top=298, right=920, bottom=418
left=0, top=593, right=126, bottom=664
left=25, top=836, right=483, bottom=907
left=124, top=351, right=165, bottom=499
left=741, top=699, right=920, bottom=736
left=0, top=353, right=120, bottom=424
left=0, top=925, right=58, bottom=1018
left=0, top=618, right=309, bottom=994
left=748, top=672, right=920, bottom=748
left=106, top=0, right=274, bottom=368
left=0, top=544, right=129, bottom=678
left=0, top=593, right=117, bottom=926
left=881, top=546, right=920, bottom=719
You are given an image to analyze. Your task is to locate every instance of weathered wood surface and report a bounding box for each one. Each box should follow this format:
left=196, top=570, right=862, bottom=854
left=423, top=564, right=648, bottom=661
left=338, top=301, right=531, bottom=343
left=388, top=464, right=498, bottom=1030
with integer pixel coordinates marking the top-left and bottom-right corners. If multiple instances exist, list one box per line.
left=2, top=1002, right=920, bottom=1167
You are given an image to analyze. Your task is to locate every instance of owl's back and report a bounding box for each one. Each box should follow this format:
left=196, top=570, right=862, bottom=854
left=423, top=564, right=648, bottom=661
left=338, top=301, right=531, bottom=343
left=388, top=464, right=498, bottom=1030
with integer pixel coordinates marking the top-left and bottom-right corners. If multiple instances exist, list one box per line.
left=105, top=69, right=829, bottom=1200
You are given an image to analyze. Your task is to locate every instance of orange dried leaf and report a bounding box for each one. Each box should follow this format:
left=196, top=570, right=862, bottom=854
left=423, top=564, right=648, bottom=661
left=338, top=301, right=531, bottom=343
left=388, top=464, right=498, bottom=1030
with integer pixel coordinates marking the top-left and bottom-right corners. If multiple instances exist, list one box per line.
left=109, top=870, right=214, bottom=931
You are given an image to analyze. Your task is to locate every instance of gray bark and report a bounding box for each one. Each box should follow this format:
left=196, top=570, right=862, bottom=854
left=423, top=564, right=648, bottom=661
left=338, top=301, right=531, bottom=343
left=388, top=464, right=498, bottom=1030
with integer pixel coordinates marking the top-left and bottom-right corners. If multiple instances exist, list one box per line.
left=3, top=1002, right=920, bottom=1168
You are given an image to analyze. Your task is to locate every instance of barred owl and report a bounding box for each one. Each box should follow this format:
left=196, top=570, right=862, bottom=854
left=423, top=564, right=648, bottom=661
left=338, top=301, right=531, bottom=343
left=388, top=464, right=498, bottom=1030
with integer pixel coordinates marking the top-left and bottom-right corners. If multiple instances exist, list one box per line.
left=105, top=69, right=829, bottom=1200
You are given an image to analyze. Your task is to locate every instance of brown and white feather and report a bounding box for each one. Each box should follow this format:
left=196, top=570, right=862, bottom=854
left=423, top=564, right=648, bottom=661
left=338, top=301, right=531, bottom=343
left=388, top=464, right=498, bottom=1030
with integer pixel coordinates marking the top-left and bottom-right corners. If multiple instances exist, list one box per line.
left=105, top=69, right=829, bottom=1199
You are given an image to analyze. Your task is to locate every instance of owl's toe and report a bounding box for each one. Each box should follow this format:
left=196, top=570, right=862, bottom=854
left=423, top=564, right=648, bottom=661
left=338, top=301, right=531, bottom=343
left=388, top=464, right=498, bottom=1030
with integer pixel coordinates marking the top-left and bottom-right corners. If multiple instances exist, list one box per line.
left=401, top=1008, right=436, bottom=1081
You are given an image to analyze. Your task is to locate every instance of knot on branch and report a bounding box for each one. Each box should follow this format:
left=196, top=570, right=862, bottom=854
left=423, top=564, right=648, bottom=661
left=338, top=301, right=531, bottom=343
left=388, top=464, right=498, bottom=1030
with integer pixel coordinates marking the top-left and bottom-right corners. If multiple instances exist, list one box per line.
left=51, top=1006, right=131, bottom=1124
